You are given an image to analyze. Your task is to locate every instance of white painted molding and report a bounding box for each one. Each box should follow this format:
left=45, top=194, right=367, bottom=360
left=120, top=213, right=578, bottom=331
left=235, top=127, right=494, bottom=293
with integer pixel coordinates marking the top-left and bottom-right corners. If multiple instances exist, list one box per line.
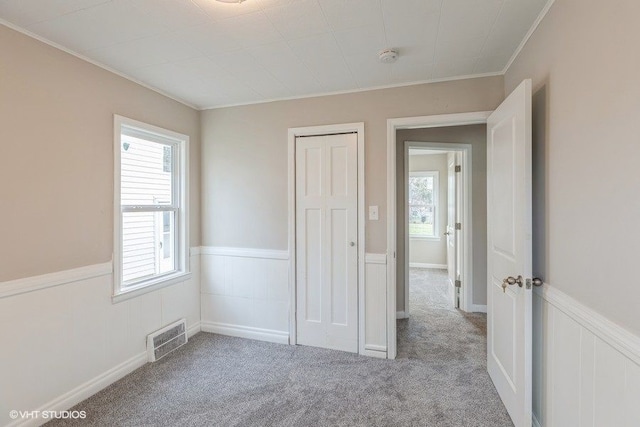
left=503, top=0, right=557, bottom=74
left=536, top=283, right=640, bottom=367
left=365, top=253, right=387, bottom=265
left=200, top=246, right=289, bottom=260
left=0, top=262, right=112, bottom=299
left=7, top=352, right=147, bottom=427
left=396, top=311, right=408, bottom=319
left=532, top=414, right=541, bottom=427
left=469, top=304, right=487, bottom=314
left=201, top=321, right=289, bottom=345
left=409, top=263, right=447, bottom=269
left=189, top=246, right=202, bottom=256
left=362, top=349, right=387, bottom=359
left=187, top=321, right=201, bottom=338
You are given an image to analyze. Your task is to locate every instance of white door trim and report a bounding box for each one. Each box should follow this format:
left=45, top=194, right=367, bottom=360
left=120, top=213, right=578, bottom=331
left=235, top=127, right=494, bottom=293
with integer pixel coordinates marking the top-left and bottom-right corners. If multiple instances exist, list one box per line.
left=288, top=123, right=365, bottom=354
left=386, top=111, right=492, bottom=359
left=403, top=141, right=473, bottom=317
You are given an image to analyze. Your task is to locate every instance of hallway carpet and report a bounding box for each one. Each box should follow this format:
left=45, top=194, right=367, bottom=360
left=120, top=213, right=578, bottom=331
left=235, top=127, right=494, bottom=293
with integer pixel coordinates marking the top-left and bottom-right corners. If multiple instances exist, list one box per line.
left=48, top=269, right=512, bottom=426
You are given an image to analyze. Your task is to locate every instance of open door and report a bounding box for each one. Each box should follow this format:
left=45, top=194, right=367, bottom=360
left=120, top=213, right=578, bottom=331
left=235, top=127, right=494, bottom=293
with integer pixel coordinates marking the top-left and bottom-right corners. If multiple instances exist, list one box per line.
left=446, top=153, right=458, bottom=308
left=487, top=79, right=533, bottom=427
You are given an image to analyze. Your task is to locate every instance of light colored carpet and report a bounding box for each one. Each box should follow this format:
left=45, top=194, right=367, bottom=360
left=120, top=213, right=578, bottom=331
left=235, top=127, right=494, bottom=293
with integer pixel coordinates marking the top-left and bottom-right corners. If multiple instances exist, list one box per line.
left=48, top=268, right=512, bottom=426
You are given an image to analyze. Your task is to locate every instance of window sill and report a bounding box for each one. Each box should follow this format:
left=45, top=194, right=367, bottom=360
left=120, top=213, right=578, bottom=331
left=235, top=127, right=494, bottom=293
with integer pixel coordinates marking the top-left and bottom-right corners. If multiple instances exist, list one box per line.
left=112, top=271, right=192, bottom=304
left=409, top=236, right=442, bottom=242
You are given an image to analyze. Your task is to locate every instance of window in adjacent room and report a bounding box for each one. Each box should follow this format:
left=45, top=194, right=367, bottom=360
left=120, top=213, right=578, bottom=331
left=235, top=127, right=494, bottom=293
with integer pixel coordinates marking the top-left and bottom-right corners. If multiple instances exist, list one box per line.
left=408, top=171, right=438, bottom=238
left=114, top=116, right=189, bottom=300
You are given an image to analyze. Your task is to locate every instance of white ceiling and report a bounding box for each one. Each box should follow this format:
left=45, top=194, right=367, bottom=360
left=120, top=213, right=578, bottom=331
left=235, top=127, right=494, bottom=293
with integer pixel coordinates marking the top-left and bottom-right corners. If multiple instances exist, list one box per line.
left=0, top=0, right=549, bottom=109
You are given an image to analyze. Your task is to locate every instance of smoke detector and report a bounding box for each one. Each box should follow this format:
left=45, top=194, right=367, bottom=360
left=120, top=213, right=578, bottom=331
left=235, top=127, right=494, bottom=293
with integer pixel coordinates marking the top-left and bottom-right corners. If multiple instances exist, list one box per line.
left=216, top=0, right=246, bottom=3
left=378, top=48, right=399, bottom=64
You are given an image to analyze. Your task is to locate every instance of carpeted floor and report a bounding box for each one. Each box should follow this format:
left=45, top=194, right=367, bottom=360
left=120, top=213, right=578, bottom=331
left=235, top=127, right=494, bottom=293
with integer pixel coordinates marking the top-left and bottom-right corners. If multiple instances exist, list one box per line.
left=48, top=268, right=512, bottom=426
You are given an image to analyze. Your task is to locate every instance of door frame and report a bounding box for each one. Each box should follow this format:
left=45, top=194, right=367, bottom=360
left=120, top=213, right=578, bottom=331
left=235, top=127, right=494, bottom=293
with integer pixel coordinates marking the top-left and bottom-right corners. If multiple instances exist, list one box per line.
left=288, top=122, right=366, bottom=354
left=403, top=141, right=472, bottom=317
left=386, top=112, right=492, bottom=359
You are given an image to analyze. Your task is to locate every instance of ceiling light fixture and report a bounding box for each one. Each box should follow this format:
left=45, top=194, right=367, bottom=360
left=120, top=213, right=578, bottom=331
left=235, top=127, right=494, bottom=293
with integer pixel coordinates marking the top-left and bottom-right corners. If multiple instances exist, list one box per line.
left=216, top=0, right=246, bottom=3
left=378, top=48, right=399, bottom=64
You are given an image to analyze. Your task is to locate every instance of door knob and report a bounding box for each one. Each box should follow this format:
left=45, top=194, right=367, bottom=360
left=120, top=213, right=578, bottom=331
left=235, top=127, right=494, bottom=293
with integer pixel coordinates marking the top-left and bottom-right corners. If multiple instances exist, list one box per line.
left=444, top=231, right=451, bottom=236
left=501, top=275, right=523, bottom=293
left=525, top=277, right=544, bottom=289
left=349, top=242, right=356, bottom=247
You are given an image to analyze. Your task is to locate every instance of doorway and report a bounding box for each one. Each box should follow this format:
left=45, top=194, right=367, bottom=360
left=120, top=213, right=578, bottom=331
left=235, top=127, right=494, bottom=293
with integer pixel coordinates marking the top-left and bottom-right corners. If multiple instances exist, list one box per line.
left=402, top=145, right=466, bottom=319
left=386, top=112, right=492, bottom=359
left=287, top=123, right=366, bottom=355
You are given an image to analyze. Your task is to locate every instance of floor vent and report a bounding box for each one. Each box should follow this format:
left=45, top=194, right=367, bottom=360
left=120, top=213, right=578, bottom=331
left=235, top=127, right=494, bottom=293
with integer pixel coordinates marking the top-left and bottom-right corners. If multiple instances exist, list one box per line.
left=147, top=319, right=188, bottom=362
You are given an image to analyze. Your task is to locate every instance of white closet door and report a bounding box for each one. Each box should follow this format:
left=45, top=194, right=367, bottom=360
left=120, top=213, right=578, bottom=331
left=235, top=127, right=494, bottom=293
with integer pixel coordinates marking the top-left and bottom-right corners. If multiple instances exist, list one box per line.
left=296, top=133, right=358, bottom=353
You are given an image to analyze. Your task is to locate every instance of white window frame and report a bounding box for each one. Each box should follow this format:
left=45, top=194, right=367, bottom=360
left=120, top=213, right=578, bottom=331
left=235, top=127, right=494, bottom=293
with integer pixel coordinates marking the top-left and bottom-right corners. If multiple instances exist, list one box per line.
left=408, top=171, right=439, bottom=239
left=113, top=115, right=190, bottom=303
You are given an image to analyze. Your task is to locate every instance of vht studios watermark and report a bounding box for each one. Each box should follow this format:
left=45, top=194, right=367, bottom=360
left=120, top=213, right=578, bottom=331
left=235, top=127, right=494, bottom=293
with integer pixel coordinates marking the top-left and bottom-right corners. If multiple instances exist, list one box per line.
left=9, top=410, right=86, bottom=420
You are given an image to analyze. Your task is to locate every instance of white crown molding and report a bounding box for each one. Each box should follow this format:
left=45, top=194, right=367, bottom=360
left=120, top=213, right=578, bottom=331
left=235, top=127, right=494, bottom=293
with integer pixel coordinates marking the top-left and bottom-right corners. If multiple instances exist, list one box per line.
left=200, top=246, right=289, bottom=260
left=0, top=19, right=198, bottom=110
left=536, top=283, right=640, bottom=367
left=0, top=262, right=112, bottom=299
left=502, top=0, right=557, bottom=75
left=365, top=253, right=387, bottom=265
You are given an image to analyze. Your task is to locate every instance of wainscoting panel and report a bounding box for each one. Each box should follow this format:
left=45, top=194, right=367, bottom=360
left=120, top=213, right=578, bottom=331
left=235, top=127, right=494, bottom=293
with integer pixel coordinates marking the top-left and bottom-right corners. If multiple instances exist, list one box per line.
left=364, top=254, right=387, bottom=357
left=200, top=248, right=290, bottom=344
left=0, top=252, right=201, bottom=427
left=534, top=285, right=640, bottom=426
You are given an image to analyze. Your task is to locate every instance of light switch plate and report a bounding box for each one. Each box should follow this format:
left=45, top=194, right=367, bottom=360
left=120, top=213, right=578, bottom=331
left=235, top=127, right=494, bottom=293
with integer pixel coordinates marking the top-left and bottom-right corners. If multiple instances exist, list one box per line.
left=369, top=205, right=379, bottom=221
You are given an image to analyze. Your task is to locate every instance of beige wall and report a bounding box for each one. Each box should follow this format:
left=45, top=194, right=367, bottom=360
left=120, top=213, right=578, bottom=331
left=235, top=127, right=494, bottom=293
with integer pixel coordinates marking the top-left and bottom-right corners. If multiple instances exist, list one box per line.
left=201, top=76, right=503, bottom=254
left=396, top=126, right=488, bottom=310
left=406, top=153, right=448, bottom=266
left=505, top=0, right=640, bottom=336
left=0, top=24, right=201, bottom=281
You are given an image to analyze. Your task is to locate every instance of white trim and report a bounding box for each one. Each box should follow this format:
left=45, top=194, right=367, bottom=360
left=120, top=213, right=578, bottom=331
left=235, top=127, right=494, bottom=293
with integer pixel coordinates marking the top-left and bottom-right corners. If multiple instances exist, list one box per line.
left=287, top=123, right=366, bottom=353
left=199, top=246, right=289, bottom=260
left=409, top=263, right=447, bottom=269
left=7, top=352, right=148, bottom=427
left=0, top=20, right=198, bottom=110
left=189, top=246, right=202, bottom=256
left=396, top=311, right=408, bottom=319
left=387, top=112, right=491, bottom=360
left=0, top=262, right=112, bottom=299
left=502, top=0, right=557, bottom=75
left=469, top=304, right=488, bottom=313
left=202, top=73, right=503, bottom=110
left=200, top=321, right=289, bottom=345
left=364, top=344, right=387, bottom=352
left=535, top=283, right=640, bottom=367
left=361, top=349, right=387, bottom=359
left=113, top=115, right=190, bottom=299
left=532, top=413, right=542, bottom=427
left=365, top=253, right=387, bottom=265
left=187, top=321, right=201, bottom=338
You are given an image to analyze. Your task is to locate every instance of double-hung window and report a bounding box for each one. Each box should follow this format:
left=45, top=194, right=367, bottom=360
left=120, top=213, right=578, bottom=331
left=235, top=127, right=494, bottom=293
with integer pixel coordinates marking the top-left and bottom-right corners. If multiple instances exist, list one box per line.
left=114, top=116, right=189, bottom=300
left=408, top=171, right=439, bottom=238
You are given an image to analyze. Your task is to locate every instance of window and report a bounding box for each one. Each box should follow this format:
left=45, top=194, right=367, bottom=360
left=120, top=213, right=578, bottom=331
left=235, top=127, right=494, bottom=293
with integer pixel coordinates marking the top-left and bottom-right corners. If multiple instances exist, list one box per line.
left=408, top=171, right=438, bottom=238
left=114, top=116, right=189, bottom=299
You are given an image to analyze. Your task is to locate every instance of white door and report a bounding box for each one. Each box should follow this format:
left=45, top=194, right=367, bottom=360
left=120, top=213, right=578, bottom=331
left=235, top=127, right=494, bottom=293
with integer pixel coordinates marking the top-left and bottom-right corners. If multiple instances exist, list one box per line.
left=446, top=153, right=457, bottom=307
left=295, top=133, right=358, bottom=353
left=487, top=79, right=533, bottom=427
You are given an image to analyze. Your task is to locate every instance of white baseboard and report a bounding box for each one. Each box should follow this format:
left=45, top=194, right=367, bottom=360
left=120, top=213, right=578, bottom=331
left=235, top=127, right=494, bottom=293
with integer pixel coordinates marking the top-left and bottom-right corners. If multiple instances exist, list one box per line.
left=396, top=311, right=408, bottom=319
left=362, top=349, right=387, bottom=359
left=409, top=263, right=447, bottom=269
left=468, top=304, right=487, bottom=313
left=187, top=321, right=201, bottom=338
left=201, top=321, right=289, bottom=345
left=8, top=352, right=147, bottom=427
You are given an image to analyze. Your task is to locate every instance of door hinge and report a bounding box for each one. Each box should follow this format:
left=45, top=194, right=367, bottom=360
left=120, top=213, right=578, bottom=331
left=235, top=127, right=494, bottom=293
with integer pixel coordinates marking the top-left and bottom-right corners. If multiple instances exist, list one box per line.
left=455, top=165, right=461, bottom=173
left=455, top=223, right=462, bottom=230
left=455, top=280, right=462, bottom=288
